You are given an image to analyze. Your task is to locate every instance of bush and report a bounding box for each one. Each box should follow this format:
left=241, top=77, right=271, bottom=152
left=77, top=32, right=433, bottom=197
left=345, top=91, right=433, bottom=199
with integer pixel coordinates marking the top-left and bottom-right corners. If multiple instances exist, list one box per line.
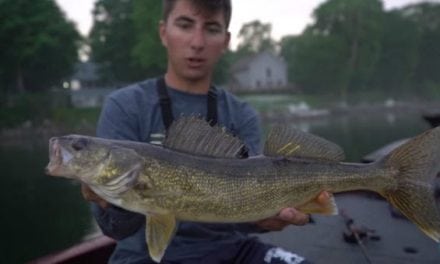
left=0, top=91, right=99, bottom=129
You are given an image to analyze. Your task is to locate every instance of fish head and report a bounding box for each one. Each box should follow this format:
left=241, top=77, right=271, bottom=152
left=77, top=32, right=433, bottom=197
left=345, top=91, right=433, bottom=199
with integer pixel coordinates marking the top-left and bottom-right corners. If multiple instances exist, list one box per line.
left=46, top=135, right=143, bottom=186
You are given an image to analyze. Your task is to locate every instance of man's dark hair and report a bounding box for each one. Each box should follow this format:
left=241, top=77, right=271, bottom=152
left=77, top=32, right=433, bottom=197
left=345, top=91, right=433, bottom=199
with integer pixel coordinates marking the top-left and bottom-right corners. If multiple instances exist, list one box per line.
left=162, top=0, right=232, bottom=29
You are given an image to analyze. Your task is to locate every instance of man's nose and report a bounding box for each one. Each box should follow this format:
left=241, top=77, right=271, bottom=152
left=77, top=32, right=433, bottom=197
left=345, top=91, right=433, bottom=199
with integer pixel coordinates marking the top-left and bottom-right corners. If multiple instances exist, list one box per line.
left=190, top=28, right=206, bottom=51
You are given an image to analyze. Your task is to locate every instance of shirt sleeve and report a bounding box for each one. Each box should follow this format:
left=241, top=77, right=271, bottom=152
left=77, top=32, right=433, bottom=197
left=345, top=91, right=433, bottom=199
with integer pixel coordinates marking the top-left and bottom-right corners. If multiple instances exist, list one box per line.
left=235, top=103, right=263, bottom=156
left=91, top=94, right=145, bottom=240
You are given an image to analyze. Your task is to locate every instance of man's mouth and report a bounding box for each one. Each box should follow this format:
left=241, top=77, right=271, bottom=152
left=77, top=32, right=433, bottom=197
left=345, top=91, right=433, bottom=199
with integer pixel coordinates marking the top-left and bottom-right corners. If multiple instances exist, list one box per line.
left=186, top=57, right=205, bottom=67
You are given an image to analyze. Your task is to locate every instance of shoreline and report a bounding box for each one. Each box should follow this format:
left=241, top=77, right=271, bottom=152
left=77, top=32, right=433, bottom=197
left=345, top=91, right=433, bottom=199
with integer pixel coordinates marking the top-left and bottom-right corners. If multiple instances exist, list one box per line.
left=2, top=101, right=440, bottom=145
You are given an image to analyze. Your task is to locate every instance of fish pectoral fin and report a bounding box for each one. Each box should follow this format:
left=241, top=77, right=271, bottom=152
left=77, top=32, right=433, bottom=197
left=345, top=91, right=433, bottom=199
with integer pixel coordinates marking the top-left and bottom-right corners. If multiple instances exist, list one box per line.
left=146, top=213, right=177, bottom=262
left=297, top=193, right=338, bottom=215
left=264, top=125, right=345, bottom=161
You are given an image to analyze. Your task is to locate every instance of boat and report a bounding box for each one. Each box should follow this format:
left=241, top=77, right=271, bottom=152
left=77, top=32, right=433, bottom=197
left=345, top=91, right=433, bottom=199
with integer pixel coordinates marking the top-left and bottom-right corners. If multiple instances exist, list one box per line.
left=423, top=112, right=440, bottom=128
left=28, top=235, right=115, bottom=264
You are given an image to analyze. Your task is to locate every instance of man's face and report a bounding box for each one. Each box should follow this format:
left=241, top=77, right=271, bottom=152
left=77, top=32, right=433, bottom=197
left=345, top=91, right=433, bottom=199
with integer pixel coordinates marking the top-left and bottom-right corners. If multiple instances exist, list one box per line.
left=160, top=0, right=230, bottom=83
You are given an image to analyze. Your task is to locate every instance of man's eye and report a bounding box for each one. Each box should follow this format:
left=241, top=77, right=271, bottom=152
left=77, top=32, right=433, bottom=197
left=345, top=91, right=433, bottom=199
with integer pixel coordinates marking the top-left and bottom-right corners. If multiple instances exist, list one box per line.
left=207, top=26, right=222, bottom=34
left=177, top=22, right=191, bottom=30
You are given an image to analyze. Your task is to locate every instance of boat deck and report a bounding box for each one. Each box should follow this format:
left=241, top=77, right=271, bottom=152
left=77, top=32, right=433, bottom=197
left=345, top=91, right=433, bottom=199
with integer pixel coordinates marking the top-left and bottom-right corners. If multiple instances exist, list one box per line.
left=259, top=192, right=440, bottom=264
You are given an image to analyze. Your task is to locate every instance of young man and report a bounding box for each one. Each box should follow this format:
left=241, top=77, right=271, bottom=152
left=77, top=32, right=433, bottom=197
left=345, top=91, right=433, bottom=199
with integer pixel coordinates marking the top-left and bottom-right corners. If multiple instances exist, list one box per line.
left=83, top=0, right=329, bottom=263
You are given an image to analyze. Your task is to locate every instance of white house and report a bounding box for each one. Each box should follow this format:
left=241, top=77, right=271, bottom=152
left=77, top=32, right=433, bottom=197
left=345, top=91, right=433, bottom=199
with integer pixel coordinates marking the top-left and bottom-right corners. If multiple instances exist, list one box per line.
left=229, top=50, right=288, bottom=93
left=68, top=62, right=117, bottom=108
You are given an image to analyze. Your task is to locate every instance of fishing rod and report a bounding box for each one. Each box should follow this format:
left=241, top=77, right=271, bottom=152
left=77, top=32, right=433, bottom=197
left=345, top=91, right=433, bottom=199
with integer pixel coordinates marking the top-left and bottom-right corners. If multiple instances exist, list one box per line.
left=340, top=209, right=375, bottom=264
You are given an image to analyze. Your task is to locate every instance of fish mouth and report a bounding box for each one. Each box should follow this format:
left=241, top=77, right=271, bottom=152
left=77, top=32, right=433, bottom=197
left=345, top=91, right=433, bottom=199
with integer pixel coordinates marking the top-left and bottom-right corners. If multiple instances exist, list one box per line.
left=46, top=137, right=73, bottom=176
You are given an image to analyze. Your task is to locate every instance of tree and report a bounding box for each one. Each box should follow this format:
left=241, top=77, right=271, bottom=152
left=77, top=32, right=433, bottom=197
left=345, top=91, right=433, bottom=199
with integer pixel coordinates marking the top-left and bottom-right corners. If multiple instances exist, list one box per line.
left=372, top=10, right=419, bottom=96
left=0, top=0, right=80, bottom=93
left=89, top=0, right=140, bottom=83
left=131, top=0, right=166, bottom=77
left=279, top=36, right=298, bottom=84
left=227, top=20, right=277, bottom=83
left=89, top=0, right=166, bottom=84
left=311, top=0, right=384, bottom=99
left=236, top=20, right=277, bottom=55
left=281, top=32, right=349, bottom=94
left=399, top=3, right=440, bottom=93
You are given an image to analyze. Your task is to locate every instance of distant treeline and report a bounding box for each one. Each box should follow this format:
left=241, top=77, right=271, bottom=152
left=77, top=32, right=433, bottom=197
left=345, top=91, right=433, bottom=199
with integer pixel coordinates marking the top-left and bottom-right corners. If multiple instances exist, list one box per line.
left=0, top=0, right=439, bottom=101
left=281, top=0, right=440, bottom=100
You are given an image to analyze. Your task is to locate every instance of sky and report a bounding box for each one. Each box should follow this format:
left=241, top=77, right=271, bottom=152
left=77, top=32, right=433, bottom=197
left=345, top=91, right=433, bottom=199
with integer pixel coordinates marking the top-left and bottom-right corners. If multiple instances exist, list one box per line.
left=56, top=0, right=439, bottom=49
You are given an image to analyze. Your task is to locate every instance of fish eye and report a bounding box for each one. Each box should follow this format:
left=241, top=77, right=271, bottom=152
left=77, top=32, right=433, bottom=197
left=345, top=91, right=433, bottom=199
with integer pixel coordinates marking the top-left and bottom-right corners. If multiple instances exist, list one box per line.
left=72, top=138, right=89, bottom=151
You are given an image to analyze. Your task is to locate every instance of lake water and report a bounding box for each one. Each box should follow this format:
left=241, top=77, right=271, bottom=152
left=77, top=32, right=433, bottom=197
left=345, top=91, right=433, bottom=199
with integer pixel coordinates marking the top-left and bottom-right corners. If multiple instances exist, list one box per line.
left=0, top=109, right=433, bottom=263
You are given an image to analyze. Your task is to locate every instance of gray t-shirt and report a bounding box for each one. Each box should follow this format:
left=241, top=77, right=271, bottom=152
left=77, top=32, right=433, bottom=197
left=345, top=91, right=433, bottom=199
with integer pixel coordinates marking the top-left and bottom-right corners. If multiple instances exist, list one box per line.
left=92, top=78, right=263, bottom=263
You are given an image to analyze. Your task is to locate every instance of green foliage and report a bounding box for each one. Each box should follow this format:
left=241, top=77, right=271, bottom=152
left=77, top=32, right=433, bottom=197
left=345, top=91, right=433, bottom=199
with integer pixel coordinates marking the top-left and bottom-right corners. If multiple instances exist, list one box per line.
left=50, top=107, right=101, bottom=129
left=0, top=92, right=100, bottom=129
left=371, top=10, right=419, bottom=95
left=281, top=33, right=350, bottom=94
left=400, top=3, right=440, bottom=87
left=236, top=20, right=277, bottom=54
left=312, top=0, right=384, bottom=98
left=89, top=0, right=166, bottom=83
left=131, top=0, right=166, bottom=77
left=0, top=93, right=57, bottom=128
left=213, top=50, right=233, bottom=84
left=229, top=20, right=277, bottom=69
left=0, top=0, right=81, bottom=93
left=280, top=0, right=440, bottom=101
left=89, top=0, right=141, bottom=83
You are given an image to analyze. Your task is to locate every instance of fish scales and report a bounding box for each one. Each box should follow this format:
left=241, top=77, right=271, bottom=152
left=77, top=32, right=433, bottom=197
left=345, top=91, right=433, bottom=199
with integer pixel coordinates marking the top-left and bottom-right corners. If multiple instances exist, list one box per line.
left=122, top=151, right=396, bottom=222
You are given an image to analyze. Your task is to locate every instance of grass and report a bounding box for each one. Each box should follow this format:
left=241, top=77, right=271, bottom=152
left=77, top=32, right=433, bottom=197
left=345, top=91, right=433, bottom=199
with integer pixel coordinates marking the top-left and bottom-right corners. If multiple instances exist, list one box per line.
left=50, top=107, right=100, bottom=129
left=0, top=91, right=100, bottom=130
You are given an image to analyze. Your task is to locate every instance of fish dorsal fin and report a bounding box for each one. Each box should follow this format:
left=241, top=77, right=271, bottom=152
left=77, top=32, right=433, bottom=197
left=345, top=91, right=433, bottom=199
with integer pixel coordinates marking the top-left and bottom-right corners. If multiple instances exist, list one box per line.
left=163, top=116, right=245, bottom=158
left=264, top=125, right=345, bottom=161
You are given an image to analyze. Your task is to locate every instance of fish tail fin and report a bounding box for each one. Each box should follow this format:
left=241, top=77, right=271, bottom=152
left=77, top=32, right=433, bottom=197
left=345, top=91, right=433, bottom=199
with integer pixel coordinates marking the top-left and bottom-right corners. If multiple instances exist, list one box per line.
left=383, top=127, right=440, bottom=242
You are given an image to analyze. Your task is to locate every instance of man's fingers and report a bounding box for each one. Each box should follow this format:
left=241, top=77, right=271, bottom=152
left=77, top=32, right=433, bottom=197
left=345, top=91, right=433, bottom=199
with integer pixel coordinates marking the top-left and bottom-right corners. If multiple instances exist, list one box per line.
left=81, top=184, right=94, bottom=200
left=278, top=208, right=310, bottom=226
left=256, top=218, right=290, bottom=231
left=81, top=183, right=109, bottom=208
left=97, top=199, right=110, bottom=209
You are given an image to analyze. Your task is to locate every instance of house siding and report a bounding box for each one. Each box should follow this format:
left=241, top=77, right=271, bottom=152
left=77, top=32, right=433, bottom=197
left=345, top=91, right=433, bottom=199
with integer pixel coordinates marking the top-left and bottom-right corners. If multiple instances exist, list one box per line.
left=229, top=51, right=288, bottom=93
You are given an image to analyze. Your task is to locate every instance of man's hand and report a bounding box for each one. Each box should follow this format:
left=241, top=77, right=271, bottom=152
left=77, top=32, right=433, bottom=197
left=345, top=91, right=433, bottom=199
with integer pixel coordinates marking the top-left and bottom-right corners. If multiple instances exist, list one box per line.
left=255, top=191, right=331, bottom=231
left=81, top=183, right=109, bottom=209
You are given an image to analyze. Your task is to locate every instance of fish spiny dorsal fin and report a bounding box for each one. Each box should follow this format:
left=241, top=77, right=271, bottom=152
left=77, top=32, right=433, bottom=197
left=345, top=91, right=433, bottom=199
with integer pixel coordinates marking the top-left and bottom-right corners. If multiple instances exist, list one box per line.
left=264, top=125, right=345, bottom=161
left=163, top=116, right=246, bottom=158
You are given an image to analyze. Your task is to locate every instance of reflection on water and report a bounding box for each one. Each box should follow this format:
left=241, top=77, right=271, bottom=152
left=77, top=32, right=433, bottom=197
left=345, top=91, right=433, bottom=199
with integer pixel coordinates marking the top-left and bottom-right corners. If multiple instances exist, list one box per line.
left=265, top=111, right=431, bottom=161
left=0, top=142, right=92, bottom=263
left=0, top=110, right=432, bottom=263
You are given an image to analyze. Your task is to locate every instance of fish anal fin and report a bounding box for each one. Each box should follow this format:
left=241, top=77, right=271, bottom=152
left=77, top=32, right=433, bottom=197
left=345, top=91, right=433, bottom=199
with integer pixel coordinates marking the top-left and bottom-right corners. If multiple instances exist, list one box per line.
left=264, top=125, right=345, bottom=161
left=163, top=117, right=245, bottom=158
left=297, top=193, right=338, bottom=215
left=146, top=213, right=177, bottom=263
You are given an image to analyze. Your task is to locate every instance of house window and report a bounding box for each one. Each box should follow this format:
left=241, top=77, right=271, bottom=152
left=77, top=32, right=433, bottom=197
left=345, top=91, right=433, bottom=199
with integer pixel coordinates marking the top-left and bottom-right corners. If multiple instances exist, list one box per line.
left=266, top=68, right=272, bottom=78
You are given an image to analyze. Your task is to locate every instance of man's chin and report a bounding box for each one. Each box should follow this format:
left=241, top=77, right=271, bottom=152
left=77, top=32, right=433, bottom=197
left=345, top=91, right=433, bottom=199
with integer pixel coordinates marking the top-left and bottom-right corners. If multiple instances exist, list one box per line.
left=182, top=70, right=210, bottom=81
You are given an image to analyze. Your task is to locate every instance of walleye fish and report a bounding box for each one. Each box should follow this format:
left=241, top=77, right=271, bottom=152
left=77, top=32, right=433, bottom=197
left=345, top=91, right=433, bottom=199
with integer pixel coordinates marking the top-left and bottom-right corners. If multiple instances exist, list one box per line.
left=46, top=117, right=440, bottom=262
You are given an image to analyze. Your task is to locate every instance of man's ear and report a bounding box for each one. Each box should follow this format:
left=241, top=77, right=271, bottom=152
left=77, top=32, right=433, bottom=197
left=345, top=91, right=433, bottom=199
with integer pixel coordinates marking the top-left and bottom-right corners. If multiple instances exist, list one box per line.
left=159, top=20, right=167, bottom=47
